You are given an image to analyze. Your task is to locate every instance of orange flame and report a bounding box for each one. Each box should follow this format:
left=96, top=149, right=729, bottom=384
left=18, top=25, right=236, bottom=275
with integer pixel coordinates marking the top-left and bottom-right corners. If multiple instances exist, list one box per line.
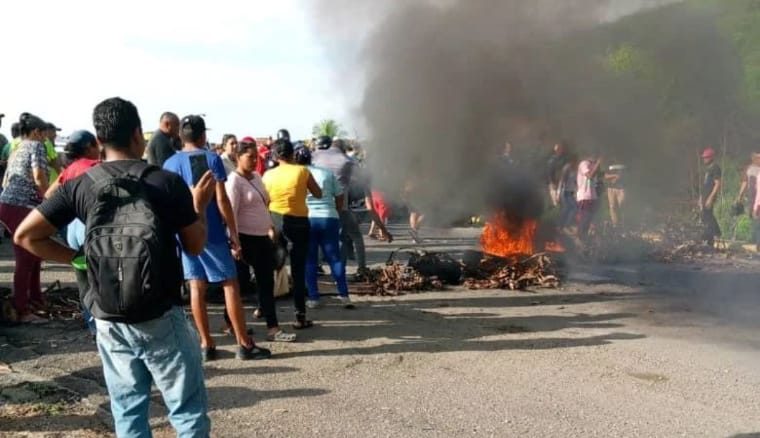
left=481, top=213, right=537, bottom=257
left=544, top=240, right=566, bottom=253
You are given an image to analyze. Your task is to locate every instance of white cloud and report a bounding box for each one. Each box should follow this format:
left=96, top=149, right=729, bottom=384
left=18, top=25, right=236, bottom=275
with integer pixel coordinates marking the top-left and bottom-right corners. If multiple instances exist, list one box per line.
left=0, top=0, right=353, bottom=140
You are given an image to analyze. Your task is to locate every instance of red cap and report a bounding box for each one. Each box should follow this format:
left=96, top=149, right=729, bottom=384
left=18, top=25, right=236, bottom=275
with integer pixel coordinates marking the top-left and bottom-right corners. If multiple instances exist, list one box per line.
left=236, top=136, right=258, bottom=154
left=701, top=147, right=715, bottom=159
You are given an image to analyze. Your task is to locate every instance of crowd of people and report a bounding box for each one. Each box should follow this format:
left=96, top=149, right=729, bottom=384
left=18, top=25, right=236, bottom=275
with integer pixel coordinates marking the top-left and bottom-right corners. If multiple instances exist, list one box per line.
left=1, top=99, right=756, bottom=436
left=503, top=139, right=750, bottom=249
left=0, top=99, right=402, bottom=436
left=500, top=140, right=628, bottom=243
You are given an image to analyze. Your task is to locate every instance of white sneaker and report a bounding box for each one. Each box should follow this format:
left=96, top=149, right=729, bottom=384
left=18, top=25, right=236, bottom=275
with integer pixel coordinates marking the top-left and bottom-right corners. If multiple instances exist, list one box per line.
left=306, top=299, right=321, bottom=309
left=337, top=296, right=355, bottom=309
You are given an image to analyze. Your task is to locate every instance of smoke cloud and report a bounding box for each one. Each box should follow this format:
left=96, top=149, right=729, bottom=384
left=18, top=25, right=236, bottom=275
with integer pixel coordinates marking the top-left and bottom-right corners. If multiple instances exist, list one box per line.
left=310, top=0, right=745, bottom=224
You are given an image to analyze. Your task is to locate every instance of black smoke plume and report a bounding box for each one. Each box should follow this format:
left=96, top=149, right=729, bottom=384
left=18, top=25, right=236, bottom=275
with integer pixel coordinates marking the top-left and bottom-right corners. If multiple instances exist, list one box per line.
left=310, top=0, right=746, bottom=224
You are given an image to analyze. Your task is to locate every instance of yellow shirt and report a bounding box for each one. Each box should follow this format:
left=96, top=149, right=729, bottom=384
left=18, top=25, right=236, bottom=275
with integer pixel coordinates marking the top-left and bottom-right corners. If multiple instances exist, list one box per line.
left=262, top=163, right=310, bottom=217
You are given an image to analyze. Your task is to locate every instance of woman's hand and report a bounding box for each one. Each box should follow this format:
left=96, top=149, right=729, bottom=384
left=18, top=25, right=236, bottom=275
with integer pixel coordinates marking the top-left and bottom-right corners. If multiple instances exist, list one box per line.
left=268, top=227, right=278, bottom=242
left=230, top=235, right=242, bottom=260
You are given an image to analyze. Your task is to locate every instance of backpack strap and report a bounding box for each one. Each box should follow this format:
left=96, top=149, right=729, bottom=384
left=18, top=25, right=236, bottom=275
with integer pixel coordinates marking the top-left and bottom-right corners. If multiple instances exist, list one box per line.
left=86, top=161, right=155, bottom=184
left=126, top=161, right=156, bottom=181
left=86, top=165, right=114, bottom=184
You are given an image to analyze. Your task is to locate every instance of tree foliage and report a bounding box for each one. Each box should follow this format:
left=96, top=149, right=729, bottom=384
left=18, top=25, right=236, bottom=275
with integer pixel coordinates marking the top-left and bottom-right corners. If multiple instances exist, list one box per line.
left=312, top=119, right=347, bottom=138
left=604, top=44, right=656, bottom=80
left=711, top=0, right=760, bottom=110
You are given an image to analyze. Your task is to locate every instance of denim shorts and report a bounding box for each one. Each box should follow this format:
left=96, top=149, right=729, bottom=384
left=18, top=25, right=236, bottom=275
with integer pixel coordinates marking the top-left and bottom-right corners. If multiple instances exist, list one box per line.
left=181, top=240, right=237, bottom=282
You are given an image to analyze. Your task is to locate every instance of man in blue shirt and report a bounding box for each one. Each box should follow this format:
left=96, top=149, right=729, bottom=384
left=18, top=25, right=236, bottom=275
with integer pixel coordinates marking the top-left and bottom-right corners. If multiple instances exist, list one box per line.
left=163, top=115, right=270, bottom=361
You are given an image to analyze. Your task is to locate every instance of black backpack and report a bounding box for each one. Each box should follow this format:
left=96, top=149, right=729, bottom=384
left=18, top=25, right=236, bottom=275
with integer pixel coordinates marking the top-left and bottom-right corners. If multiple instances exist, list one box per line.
left=83, top=162, right=168, bottom=322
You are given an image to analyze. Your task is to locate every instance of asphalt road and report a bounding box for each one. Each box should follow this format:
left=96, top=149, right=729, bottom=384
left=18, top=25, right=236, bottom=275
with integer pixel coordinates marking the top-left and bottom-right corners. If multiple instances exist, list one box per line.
left=2, top=225, right=760, bottom=437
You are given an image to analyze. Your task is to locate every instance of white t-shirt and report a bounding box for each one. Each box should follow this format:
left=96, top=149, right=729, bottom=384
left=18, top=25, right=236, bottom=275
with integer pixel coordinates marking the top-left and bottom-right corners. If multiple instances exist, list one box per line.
left=576, top=160, right=597, bottom=201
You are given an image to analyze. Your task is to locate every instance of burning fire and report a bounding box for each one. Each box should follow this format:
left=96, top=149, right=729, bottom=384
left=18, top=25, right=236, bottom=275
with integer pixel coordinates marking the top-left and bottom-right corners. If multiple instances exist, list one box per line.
left=481, top=212, right=566, bottom=257
left=544, top=240, right=566, bottom=253
left=481, top=213, right=537, bottom=257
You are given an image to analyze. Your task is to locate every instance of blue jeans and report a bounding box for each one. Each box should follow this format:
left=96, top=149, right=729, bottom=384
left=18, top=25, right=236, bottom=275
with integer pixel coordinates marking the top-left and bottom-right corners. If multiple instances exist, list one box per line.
left=307, top=217, right=348, bottom=300
left=559, top=191, right=577, bottom=227
left=95, top=306, right=210, bottom=438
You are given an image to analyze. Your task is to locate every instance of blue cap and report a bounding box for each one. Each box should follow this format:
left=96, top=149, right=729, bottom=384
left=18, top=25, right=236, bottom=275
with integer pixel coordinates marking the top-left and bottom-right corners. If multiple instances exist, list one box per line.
left=64, top=130, right=96, bottom=157
left=68, top=130, right=96, bottom=148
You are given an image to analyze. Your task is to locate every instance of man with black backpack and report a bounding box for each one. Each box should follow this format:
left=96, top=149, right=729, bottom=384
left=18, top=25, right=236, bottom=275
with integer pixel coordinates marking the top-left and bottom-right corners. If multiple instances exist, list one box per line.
left=14, top=97, right=216, bottom=437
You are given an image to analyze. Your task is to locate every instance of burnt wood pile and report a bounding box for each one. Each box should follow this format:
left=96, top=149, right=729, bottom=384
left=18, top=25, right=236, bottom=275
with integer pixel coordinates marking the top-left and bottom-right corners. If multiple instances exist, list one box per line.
left=462, top=251, right=560, bottom=290
left=354, top=249, right=561, bottom=296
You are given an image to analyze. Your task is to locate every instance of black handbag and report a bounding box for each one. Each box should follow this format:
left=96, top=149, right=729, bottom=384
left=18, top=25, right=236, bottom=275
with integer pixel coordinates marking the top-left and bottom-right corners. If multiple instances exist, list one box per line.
left=238, top=171, right=288, bottom=270
left=272, top=239, right=288, bottom=270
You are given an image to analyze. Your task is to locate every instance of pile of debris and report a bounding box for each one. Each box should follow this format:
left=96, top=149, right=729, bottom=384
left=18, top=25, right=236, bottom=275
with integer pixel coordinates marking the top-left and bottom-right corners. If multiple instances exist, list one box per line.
left=652, top=216, right=754, bottom=262
left=353, top=263, right=444, bottom=296
left=462, top=252, right=560, bottom=290
left=354, top=249, right=561, bottom=296
left=0, top=282, right=82, bottom=324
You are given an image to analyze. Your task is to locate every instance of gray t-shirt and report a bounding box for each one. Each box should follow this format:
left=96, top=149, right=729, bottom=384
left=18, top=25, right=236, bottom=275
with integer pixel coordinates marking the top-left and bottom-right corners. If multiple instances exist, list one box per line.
left=312, top=146, right=353, bottom=191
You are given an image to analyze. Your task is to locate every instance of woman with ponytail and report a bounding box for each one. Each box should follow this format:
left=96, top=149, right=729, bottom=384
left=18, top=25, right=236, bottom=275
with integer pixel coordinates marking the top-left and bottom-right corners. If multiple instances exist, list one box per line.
left=0, top=113, right=50, bottom=323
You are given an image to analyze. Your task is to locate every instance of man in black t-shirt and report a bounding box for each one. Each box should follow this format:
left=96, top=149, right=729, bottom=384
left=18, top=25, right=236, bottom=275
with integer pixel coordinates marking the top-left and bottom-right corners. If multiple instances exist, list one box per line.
left=146, top=111, right=181, bottom=167
left=546, top=142, right=568, bottom=207
left=14, top=97, right=216, bottom=437
left=699, top=147, right=722, bottom=247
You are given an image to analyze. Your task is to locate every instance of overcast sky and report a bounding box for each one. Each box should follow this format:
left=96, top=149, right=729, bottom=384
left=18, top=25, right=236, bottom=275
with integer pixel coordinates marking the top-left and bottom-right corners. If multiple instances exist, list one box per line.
left=1, top=0, right=353, bottom=141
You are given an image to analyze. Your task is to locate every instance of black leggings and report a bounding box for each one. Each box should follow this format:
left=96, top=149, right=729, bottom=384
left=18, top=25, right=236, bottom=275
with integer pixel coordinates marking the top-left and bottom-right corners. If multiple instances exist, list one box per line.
left=239, top=234, right=278, bottom=328
left=271, top=213, right=310, bottom=319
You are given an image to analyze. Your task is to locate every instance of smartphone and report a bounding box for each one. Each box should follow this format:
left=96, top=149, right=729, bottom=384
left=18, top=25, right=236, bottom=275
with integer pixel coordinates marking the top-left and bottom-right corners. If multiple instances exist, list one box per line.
left=189, top=153, right=209, bottom=186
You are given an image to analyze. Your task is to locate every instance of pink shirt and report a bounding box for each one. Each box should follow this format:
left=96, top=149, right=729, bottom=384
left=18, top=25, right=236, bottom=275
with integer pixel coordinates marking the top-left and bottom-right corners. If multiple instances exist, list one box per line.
left=576, top=160, right=597, bottom=201
left=225, top=171, right=273, bottom=236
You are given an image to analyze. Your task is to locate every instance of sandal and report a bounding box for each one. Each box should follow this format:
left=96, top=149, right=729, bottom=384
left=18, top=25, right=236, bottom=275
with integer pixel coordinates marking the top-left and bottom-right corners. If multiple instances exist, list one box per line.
left=292, top=320, right=314, bottom=330
left=267, top=330, right=297, bottom=342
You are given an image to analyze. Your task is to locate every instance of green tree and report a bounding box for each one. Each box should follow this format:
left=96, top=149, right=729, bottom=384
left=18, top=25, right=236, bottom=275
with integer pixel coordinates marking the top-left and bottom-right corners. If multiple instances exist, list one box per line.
left=604, top=43, right=656, bottom=80
left=312, top=119, right=347, bottom=138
